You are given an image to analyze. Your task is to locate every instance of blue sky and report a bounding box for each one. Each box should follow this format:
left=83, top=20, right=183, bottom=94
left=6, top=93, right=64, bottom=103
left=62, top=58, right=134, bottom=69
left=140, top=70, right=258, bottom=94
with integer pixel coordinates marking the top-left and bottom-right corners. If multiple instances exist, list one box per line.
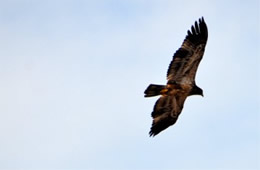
left=0, top=0, right=259, bottom=170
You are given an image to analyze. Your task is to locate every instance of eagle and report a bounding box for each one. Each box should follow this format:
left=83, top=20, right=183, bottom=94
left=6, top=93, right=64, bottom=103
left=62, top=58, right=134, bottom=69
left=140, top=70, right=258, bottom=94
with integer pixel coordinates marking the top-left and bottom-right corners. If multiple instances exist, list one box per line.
left=144, top=17, right=208, bottom=137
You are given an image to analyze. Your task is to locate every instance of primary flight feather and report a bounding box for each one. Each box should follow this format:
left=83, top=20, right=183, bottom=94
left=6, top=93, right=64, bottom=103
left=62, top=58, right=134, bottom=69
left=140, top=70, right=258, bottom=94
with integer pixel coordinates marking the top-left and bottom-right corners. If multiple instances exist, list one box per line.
left=144, top=17, right=208, bottom=137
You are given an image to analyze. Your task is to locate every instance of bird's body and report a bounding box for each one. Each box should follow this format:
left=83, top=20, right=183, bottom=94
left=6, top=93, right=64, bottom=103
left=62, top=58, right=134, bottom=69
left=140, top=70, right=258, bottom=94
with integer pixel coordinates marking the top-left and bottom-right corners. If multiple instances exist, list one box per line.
left=144, top=17, right=208, bottom=136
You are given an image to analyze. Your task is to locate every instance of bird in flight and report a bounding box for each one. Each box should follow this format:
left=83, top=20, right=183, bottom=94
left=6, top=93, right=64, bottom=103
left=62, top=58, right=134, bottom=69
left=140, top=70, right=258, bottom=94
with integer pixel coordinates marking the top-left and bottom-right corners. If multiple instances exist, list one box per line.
left=144, top=17, right=208, bottom=137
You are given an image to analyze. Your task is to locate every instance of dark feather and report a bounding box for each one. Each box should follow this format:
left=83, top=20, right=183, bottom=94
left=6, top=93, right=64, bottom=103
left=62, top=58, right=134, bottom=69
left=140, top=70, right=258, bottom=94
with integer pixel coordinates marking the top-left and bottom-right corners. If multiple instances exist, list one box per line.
left=149, top=115, right=178, bottom=137
left=149, top=95, right=186, bottom=136
left=144, top=84, right=166, bottom=97
left=195, top=21, right=199, bottom=33
left=145, top=17, right=208, bottom=137
left=167, top=17, right=208, bottom=84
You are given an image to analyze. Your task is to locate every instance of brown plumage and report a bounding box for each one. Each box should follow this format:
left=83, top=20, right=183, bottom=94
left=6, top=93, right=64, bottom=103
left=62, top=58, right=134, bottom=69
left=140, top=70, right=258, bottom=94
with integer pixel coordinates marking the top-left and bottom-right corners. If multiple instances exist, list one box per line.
left=144, top=17, right=208, bottom=137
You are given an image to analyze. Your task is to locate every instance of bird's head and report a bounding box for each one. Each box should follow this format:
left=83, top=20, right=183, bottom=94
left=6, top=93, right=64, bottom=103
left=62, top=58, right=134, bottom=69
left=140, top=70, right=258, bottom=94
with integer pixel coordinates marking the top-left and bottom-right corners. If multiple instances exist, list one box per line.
left=190, top=85, right=204, bottom=97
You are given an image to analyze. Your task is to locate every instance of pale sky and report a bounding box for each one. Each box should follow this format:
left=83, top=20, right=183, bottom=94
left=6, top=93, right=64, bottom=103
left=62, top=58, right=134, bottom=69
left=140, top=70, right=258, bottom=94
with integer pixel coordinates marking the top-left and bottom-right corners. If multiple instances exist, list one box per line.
left=0, top=0, right=259, bottom=170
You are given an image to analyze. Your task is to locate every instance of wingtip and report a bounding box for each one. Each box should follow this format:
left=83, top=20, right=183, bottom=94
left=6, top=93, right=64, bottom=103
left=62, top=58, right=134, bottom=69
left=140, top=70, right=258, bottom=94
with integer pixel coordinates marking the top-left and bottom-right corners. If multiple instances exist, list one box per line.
left=200, top=16, right=205, bottom=24
left=185, top=17, right=208, bottom=43
left=187, top=30, right=192, bottom=36
left=149, top=131, right=156, bottom=137
left=149, top=126, right=162, bottom=137
left=149, top=126, right=159, bottom=137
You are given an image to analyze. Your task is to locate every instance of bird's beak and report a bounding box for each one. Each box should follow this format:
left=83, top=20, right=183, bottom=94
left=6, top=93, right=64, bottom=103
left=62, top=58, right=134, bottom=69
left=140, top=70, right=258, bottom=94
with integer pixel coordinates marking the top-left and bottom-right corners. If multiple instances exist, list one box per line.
left=202, top=94, right=204, bottom=97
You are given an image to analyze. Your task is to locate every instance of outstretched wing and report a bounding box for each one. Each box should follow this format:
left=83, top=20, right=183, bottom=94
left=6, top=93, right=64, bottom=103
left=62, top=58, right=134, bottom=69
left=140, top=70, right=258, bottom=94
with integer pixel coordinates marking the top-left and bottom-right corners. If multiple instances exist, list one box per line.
left=149, top=94, right=187, bottom=136
left=167, top=17, right=208, bottom=85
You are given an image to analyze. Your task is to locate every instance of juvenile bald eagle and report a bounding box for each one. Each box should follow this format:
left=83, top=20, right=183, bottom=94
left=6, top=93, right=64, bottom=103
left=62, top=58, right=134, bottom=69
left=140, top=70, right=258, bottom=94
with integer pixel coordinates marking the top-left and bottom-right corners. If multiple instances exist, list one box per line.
left=144, top=17, right=208, bottom=136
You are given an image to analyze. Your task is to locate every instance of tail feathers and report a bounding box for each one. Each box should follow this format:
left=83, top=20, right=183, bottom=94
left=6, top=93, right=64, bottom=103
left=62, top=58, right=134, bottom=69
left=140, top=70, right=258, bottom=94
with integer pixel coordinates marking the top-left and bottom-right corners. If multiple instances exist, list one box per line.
left=144, top=84, right=166, bottom=97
